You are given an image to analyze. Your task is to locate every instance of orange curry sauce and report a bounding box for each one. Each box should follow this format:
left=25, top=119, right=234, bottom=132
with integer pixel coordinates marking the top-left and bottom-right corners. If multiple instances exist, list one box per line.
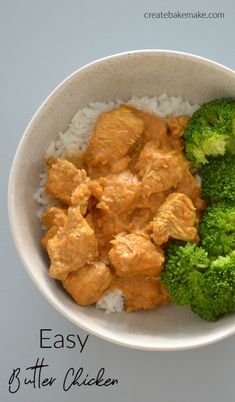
left=41, top=104, right=205, bottom=312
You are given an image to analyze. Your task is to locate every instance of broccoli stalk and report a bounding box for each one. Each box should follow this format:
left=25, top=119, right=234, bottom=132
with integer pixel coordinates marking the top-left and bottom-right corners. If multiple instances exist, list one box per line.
left=184, top=98, right=235, bottom=166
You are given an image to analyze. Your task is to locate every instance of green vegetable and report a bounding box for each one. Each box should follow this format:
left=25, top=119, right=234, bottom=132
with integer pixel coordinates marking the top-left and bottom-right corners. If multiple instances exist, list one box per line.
left=200, top=202, right=235, bottom=258
left=162, top=97, right=235, bottom=321
left=184, top=98, right=235, bottom=166
left=161, top=243, right=210, bottom=306
left=200, top=154, right=235, bottom=202
left=192, top=253, right=235, bottom=320
left=162, top=243, right=235, bottom=321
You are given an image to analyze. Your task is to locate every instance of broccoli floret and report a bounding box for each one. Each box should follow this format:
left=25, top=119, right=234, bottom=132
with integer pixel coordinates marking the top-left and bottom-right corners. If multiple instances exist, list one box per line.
left=200, top=202, right=235, bottom=258
left=161, top=243, right=210, bottom=305
left=190, top=275, right=216, bottom=321
left=193, top=254, right=235, bottom=320
left=162, top=244, right=235, bottom=321
left=200, top=154, right=235, bottom=202
left=184, top=98, right=235, bottom=166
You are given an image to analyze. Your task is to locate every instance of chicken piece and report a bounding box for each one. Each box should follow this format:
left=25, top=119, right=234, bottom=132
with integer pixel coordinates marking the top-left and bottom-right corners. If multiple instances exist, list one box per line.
left=109, top=232, right=164, bottom=278
left=139, top=192, right=168, bottom=215
left=124, top=104, right=170, bottom=149
left=151, top=193, right=199, bottom=245
left=156, top=152, right=206, bottom=211
left=91, top=170, right=140, bottom=215
left=84, top=210, right=111, bottom=264
left=124, top=105, right=171, bottom=171
left=86, top=106, right=144, bottom=168
left=128, top=208, right=153, bottom=232
left=90, top=170, right=141, bottom=236
left=63, top=261, right=112, bottom=306
left=135, top=142, right=185, bottom=195
left=65, top=152, right=87, bottom=170
left=126, top=192, right=168, bottom=232
left=71, top=182, right=91, bottom=215
left=47, top=207, right=98, bottom=280
left=166, top=115, right=189, bottom=151
left=167, top=115, right=189, bottom=138
left=41, top=206, right=67, bottom=229
left=45, top=158, right=90, bottom=206
left=109, top=157, right=131, bottom=174
left=128, top=136, right=145, bottom=171
left=159, top=282, right=170, bottom=305
left=112, top=277, right=169, bottom=312
left=176, top=170, right=206, bottom=211
left=41, top=207, right=67, bottom=248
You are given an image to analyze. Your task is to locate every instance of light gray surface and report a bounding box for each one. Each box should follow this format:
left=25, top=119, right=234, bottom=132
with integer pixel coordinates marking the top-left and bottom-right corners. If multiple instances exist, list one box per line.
left=1, top=0, right=235, bottom=401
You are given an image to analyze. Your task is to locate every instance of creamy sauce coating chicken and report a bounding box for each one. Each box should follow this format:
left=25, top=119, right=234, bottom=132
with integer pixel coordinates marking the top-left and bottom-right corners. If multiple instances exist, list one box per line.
left=47, top=207, right=98, bottom=280
left=41, top=104, right=205, bottom=312
left=109, top=232, right=165, bottom=278
left=112, top=276, right=169, bottom=312
left=63, top=261, right=112, bottom=306
left=150, top=193, right=199, bottom=245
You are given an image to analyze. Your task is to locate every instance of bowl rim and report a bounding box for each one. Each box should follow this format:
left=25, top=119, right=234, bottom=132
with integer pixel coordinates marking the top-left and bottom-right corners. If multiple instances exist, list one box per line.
left=8, top=49, right=235, bottom=351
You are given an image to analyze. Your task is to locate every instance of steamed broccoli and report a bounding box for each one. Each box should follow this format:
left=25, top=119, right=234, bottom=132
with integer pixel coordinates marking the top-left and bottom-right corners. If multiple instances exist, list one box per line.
left=200, top=202, right=235, bottom=258
left=184, top=98, right=235, bottom=166
left=200, top=154, right=235, bottom=202
left=161, top=243, right=210, bottom=306
left=162, top=243, right=235, bottom=321
left=192, top=253, right=235, bottom=320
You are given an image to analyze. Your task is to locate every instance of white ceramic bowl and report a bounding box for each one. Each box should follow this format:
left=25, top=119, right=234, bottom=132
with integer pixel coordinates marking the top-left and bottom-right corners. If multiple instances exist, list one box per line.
left=8, top=50, right=235, bottom=350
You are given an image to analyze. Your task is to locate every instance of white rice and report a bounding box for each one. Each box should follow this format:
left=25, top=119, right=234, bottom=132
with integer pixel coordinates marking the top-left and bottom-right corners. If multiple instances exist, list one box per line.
left=34, top=94, right=200, bottom=313
left=96, top=288, right=124, bottom=314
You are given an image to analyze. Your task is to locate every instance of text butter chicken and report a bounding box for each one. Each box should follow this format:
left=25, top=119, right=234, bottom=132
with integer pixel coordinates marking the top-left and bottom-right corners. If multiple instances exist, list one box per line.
left=41, top=104, right=205, bottom=312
